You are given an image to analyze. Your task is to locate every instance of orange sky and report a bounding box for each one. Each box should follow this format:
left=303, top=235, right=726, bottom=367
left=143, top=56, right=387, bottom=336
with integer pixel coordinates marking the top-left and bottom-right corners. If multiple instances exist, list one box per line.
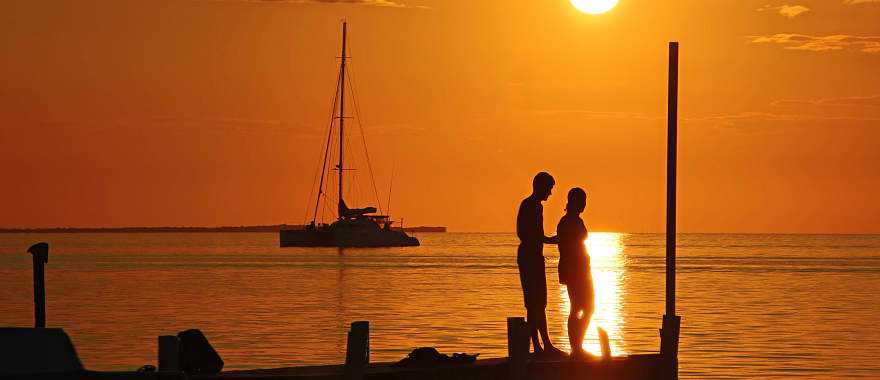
left=2, top=0, right=879, bottom=233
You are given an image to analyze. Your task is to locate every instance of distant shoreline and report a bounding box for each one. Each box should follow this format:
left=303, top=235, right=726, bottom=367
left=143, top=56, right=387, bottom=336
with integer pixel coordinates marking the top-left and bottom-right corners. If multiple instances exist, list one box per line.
left=0, top=225, right=447, bottom=234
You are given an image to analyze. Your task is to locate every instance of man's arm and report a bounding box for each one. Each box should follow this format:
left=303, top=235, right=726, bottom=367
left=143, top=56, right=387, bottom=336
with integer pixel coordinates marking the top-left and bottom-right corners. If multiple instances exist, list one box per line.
left=543, top=235, right=559, bottom=244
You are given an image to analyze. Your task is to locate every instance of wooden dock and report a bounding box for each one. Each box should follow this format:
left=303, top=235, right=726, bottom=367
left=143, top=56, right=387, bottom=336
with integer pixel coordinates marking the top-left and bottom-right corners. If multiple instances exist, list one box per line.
left=200, top=355, right=664, bottom=380
left=177, top=317, right=669, bottom=380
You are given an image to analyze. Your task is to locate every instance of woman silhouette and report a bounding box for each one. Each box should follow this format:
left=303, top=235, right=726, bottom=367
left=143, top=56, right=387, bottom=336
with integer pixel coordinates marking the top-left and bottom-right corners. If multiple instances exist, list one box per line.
left=556, top=187, right=594, bottom=360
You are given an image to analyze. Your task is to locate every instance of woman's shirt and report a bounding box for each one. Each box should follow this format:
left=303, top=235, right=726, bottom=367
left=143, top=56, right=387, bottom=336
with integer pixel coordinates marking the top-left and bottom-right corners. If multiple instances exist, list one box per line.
left=557, top=213, right=589, bottom=284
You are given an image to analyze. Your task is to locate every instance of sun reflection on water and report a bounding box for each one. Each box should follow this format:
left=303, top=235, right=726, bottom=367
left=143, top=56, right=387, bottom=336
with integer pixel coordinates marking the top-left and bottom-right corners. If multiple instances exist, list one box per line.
left=558, top=232, right=626, bottom=356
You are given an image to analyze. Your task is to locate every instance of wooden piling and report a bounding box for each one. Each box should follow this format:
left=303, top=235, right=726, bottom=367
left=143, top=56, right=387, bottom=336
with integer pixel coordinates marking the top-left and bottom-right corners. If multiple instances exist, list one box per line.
left=507, top=317, right=529, bottom=380
left=665, top=41, right=678, bottom=319
left=344, top=321, right=369, bottom=380
left=27, top=242, right=49, bottom=328
left=661, top=41, right=682, bottom=380
left=158, top=335, right=181, bottom=371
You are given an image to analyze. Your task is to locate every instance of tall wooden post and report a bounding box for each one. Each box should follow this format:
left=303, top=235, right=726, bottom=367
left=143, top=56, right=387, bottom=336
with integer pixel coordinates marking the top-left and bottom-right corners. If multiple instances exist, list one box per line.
left=666, top=42, right=678, bottom=320
left=660, top=41, right=682, bottom=380
left=27, top=242, right=49, bottom=328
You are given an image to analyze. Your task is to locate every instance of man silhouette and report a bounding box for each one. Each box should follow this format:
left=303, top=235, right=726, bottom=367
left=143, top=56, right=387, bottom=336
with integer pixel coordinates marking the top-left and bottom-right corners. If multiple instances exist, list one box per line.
left=516, top=172, right=562, bottom=356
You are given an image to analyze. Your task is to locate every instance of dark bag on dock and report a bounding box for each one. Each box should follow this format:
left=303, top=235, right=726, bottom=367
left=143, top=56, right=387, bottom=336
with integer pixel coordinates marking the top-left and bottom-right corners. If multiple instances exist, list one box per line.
left=394, top=347, right=478, bottom=368
left=178, top=329, right=224, bottom=374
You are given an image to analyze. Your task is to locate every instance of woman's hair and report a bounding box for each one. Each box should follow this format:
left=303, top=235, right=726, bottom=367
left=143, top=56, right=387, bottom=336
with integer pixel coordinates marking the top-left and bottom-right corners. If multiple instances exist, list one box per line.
left=565, top=187, right=587, bottom=213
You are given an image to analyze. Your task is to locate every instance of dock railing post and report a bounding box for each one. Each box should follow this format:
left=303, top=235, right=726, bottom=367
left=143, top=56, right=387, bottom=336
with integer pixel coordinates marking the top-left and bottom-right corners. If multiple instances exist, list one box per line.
left=507, top=317, right=528, bottom=380
left=27, top=242, right=49, bottom=328
left=660, top=41, right=683, bottom=380
left=158, top=335, right=181, bottom=372
left=344, top=321, right=369, bottom=380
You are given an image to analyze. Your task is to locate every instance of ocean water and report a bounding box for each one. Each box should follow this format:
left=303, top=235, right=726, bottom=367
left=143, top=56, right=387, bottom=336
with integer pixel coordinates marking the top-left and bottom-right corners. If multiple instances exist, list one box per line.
left=1, top=232, right=879, bottom=378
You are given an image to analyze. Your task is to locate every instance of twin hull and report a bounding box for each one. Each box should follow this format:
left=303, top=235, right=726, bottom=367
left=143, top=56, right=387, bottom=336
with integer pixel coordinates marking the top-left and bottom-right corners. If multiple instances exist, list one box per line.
left=279, top=223, right=419, bottom=247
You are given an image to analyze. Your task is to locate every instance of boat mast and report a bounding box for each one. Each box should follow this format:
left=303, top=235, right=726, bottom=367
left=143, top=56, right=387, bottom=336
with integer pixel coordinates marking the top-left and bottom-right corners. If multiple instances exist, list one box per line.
left=337, top=21, right=348, bottom=220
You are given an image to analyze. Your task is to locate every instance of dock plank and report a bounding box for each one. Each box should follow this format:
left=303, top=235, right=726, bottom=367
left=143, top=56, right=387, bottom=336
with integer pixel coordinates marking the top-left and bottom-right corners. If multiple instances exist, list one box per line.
left=196, top=354, right=663, bottom=380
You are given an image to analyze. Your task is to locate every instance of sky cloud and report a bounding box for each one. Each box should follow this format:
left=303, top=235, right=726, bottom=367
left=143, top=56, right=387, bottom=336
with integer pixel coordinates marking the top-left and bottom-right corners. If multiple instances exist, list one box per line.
left=291, top=0, right=409, bottom=7
left=843, top=0, right=880, bottom=4
left=771, top=95, right=880, bottom=107
left=207, top=0, right=428, bottom=8
left=757, top=4, right=811, bottom=18
left=684, top=112, right=880, bottom=128
left=749, top=34, right=880, bottom=53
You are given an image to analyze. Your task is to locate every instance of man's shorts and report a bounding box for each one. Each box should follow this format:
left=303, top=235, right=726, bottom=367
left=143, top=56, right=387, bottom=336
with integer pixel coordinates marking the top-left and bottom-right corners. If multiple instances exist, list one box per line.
left=517, top=251, right=547, bottom=311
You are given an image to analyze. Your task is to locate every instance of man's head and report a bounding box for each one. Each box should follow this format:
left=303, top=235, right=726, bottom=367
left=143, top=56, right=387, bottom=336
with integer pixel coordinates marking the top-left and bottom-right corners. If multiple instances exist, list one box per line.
left=532, top=172, right=555, bottom=201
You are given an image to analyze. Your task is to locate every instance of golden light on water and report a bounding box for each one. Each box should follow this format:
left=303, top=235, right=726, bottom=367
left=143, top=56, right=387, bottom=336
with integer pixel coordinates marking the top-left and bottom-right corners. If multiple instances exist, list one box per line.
left=558, top=232, right=626, bottom=356
left=569, top=0, right=618, bottom=15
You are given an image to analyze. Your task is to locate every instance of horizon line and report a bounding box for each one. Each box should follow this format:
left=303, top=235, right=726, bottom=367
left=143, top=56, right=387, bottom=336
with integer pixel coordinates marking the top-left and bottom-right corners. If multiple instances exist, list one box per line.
left=0, top=225, right=877, bottom=235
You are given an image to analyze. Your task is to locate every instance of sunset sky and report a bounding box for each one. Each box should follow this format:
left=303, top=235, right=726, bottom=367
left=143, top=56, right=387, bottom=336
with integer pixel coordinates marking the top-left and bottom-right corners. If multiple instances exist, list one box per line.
left=2, top=0, right=878, bottom=233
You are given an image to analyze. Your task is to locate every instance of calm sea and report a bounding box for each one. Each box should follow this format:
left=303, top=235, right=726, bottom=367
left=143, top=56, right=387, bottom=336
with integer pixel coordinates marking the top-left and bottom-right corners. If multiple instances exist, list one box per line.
left=1, top=232, right=879, bottom=378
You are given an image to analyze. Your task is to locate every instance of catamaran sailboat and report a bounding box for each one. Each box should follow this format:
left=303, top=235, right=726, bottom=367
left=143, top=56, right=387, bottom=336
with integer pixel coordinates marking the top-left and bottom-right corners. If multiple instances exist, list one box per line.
left=279, top=22, right=419, bottom=248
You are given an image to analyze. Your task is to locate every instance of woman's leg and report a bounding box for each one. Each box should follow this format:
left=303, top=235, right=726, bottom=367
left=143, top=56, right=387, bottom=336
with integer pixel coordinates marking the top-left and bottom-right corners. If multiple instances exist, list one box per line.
left=567, top=307, right=580, bottom=354
left=567, top=284, right=584, bottom=355
left=575, top=303, right=592, bottom=353
left=575, top=276, right=595, bottom=355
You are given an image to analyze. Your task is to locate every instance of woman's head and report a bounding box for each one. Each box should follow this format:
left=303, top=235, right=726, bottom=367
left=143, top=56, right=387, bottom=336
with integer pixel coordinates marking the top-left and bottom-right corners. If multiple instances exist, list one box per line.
left=566, top=187, right=587, bottom=214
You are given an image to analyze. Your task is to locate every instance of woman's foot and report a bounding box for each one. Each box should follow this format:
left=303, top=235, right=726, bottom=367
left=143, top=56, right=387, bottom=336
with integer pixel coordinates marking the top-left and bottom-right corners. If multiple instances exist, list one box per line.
left=568, top=349, right=596, bottom=362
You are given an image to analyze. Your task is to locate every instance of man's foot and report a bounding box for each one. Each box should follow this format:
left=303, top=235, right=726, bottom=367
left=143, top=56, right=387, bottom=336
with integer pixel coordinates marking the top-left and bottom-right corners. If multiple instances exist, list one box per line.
left=542, top=345, right=566, bottom=358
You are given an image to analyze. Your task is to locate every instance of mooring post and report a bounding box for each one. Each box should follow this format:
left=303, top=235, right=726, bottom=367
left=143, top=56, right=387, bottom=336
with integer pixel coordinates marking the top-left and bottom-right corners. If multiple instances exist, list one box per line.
left=344, top=321, right=369, bottom=380
left=158, top=335, right=181, bottom=371
left=660, top=41, right=683, bottom=380
left=27, top=242, right=49, bottom=328
left=507, top=317, right=528, bottom=380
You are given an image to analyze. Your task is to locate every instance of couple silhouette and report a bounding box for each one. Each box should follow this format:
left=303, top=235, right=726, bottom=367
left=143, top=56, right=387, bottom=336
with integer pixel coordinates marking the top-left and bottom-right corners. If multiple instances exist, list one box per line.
left=516, top=172, right=594, bottom=360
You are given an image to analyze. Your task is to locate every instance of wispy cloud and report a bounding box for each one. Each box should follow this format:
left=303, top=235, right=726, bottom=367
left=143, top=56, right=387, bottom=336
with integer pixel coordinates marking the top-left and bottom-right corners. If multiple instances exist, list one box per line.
left=688, top=112, right=880, bottom=122
left=528, top=109, right=660, bottom=121
left=843, top=0, right=880, bottom=4
left=749, top=34, right=880, bottom=53
left=242, top=0, right=427, bottom=8
left=771, top=95, right=880, bottom=107
left=757, top=4, right=811, bottom=18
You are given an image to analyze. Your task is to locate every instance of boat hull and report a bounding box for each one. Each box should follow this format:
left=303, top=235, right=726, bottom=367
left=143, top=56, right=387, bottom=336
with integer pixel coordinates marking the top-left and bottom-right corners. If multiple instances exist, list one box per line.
left=280, top=223, right=420, bottom=247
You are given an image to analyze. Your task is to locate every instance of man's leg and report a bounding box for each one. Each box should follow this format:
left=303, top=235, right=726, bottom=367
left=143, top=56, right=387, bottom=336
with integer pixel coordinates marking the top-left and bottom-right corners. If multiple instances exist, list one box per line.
left=535, top=260, right=562, bottom=354
left=526, top=308, right=543, bottom=352
left=537, top=312, right=562, bottom=354
left=519, top=254, right=543, bottom=353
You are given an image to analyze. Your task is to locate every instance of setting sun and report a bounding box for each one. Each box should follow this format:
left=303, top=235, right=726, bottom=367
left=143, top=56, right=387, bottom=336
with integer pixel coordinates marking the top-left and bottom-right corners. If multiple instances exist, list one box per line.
left=570, top=0, right=618, bottom=14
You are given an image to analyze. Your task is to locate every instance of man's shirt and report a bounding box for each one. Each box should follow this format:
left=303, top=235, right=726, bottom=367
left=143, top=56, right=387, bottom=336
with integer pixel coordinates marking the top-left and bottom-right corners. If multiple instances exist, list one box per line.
left=516, top=195, right=545, bottom=257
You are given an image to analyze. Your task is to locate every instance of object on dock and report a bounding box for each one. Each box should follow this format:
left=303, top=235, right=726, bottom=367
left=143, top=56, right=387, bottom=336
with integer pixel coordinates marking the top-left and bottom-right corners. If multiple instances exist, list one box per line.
left=27, top=242, right=49, bottom=329
left=393, top=347, right=478, bottom=367
left=178, top=329, right=223, bottom=375
left=660, top=41, right=683, bottom=380
left=158, top=335, right=180, bottom=371
left=0, top=327, right=83, bottom=375
left=506, top=316, right=529, bottom=380
left=343, top=321, right=369, bottom=380
left=0, top=327, right=189, bottom=379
